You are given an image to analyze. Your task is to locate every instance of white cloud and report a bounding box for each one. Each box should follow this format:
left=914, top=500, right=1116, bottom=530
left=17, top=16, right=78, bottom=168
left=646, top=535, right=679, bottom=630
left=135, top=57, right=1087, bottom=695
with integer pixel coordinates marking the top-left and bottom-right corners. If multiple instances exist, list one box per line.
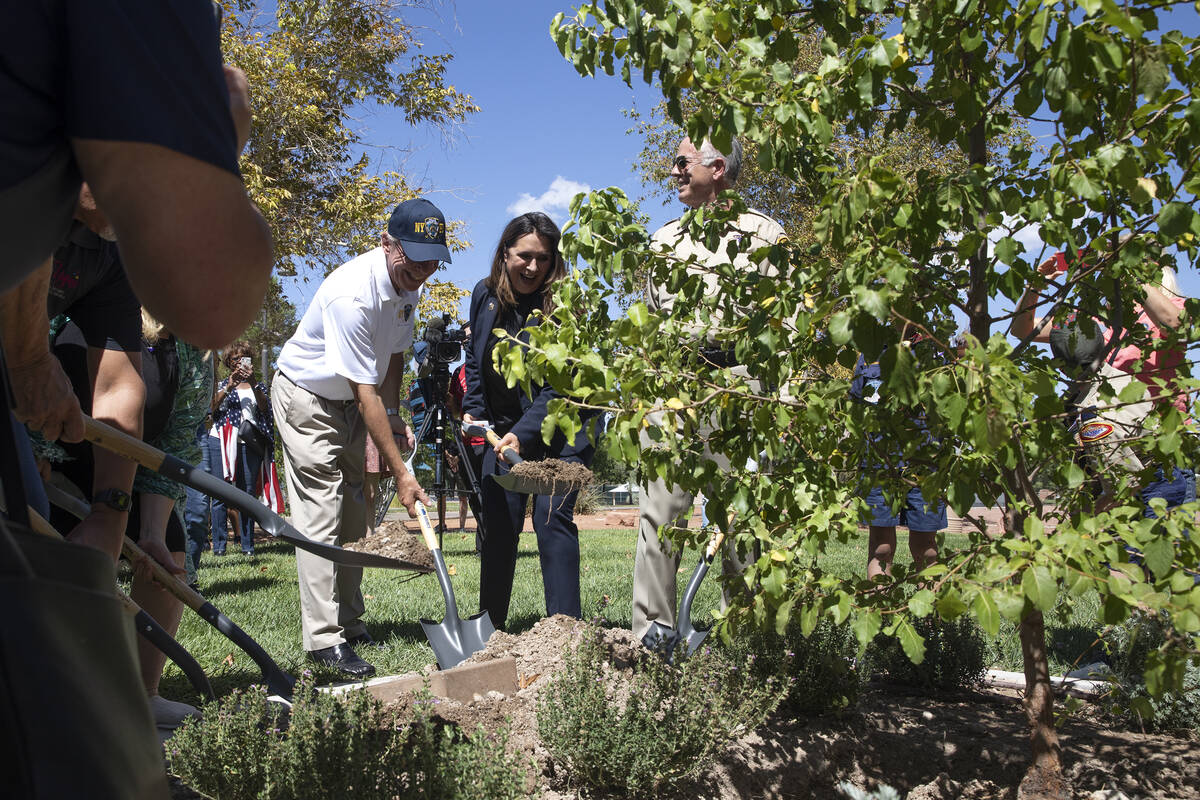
left=506, top=176, right=591, bottom=221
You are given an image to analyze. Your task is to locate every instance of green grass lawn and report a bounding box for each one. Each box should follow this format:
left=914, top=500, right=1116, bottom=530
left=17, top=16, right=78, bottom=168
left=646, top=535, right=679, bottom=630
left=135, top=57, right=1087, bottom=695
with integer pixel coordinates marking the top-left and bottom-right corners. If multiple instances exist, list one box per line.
left=153, top=512, right=1106, bottom=703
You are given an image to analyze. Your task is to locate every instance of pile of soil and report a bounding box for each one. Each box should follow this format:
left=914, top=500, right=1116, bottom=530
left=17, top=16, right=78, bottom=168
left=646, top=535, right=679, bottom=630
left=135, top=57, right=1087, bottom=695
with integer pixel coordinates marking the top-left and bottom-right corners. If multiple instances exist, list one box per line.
left=343, top=520, right=435, bottom=571
left=505, top=458, right=594, bottom=495
left=383, top=616, right=1200, bottom=800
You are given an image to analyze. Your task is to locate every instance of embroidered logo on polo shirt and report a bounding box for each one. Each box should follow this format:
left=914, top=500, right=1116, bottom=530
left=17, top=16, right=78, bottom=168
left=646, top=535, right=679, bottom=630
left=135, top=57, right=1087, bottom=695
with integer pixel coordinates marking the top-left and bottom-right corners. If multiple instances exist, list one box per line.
left=415, top=217, right=443, bottom=241
left=400, top=303, right=413, bottom=321
left=1078, top=421, right=1116, bottom=443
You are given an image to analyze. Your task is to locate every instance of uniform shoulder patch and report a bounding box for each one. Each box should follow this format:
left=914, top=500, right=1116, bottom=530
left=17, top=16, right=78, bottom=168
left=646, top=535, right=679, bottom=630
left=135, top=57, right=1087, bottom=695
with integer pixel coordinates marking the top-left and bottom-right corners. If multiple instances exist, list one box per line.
left=1078, top=421, right=1117, bottom=443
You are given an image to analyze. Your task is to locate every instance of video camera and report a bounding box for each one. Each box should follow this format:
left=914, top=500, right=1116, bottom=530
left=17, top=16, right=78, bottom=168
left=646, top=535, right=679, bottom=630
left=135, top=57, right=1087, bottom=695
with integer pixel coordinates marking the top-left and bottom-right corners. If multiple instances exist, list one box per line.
left=420, top=313, right=468, bottom=367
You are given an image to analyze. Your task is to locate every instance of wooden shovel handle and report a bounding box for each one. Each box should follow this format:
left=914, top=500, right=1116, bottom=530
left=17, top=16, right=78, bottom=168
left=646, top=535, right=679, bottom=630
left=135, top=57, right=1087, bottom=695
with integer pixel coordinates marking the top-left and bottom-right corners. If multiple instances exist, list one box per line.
left=26, top=507, right=139, bottom=618
left=705, top=530, right=726, bottom=561
left=414, top=503, right=440, bottom=553
left=82, top=415, right=166, bottom=470
left=34, top=490, right=206, bottom=613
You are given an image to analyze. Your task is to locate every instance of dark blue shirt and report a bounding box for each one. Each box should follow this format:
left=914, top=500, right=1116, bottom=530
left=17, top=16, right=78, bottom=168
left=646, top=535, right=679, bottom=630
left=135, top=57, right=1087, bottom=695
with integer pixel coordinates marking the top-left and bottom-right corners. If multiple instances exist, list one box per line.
left=0, top=0, right=240, bottom=289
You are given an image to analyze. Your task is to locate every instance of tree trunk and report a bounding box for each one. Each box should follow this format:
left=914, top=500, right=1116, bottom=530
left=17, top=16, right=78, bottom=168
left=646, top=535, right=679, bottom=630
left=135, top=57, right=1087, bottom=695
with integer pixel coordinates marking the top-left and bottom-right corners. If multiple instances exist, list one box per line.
left=1016, top=609, right=1069, bottom=799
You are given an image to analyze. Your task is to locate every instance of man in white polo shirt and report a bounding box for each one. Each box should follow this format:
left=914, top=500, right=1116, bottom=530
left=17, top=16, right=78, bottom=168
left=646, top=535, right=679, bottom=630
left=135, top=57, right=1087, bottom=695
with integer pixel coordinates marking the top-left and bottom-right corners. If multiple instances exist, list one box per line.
left=272, top=197, right=448, bottom=678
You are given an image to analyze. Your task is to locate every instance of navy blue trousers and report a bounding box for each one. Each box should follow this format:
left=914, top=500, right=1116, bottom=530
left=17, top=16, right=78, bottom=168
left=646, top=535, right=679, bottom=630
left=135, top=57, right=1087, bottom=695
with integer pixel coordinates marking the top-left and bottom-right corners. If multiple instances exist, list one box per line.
left=477, top=447, right=582, bottom=630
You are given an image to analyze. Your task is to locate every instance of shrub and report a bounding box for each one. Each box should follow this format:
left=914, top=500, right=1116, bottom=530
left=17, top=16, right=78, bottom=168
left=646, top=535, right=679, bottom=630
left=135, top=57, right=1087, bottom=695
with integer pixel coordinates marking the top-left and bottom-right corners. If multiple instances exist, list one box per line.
left=573, top=482, right=605, bottom=515
left=168, top=677, right=524, bottom=800
left=1100, top=610, right=1200, bottom=733
left=865, top=615, right=987, bottom=692
left=537, top=626, right=784, bottom=798
left=720, top=619, right=862, bottom=715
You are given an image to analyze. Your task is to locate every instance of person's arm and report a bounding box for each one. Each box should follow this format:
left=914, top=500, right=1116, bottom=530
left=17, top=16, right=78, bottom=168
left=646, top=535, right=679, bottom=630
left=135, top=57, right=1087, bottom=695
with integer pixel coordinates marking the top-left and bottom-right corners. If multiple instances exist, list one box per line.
left=351, top=379, right=427, bottom=515
left=131, top=493, right=186, bottom=582
left=0, top=259, right=84, bottom=442
left=1140, top=284, right=1183, bottom=331
left=1012, top=256, right=1063, bottom=343
left=71, top=135, right=273, bottom=350
left=66, top=346, right=144, bottom=562
left=461, top=285, right=488, bottom=421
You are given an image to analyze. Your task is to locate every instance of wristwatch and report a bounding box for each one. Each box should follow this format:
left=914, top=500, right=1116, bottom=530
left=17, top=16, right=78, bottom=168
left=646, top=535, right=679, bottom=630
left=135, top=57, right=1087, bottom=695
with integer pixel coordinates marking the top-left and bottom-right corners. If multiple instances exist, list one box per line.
left=385, top=407, right=401, bottom=417
left=93, top=488, right=132, bottom=513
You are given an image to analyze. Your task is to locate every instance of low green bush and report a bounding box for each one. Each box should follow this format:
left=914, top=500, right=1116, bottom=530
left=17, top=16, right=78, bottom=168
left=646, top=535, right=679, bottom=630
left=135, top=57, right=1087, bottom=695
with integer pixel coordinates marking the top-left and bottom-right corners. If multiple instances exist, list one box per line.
left=168, top=677, right=524, bottom=800
left=1100, top=610, right=1200, bottom=733
left=720, top=619, right=862, bottom=715
left=537, top=626, right=784, bottom=798
left=865, top=615, right=987, bottom=692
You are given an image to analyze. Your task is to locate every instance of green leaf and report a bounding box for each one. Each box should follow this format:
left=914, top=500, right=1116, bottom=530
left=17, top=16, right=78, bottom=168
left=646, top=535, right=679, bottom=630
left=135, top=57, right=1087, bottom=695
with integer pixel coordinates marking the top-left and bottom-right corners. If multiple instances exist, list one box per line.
left=1142, top=537, right=1175, bottom=580
left=994, top=236, right=1021, bottom=264
left=996, top=589, right=1028, bottom=622
left=1158, top=202, right=1196, bottom=239
left=973, top=591, right=1000, bottom=636
left=908, top=589, right=935, bottom=617
left=936, top=591, right=968, bottom=619
left=896, top=620, right=926, bottom=665
left=774, top=598, right=794, bottom=635
left=1021, top=565, right=1057, bottom=611
left=627, top=301, right=650, bottom=329
left=829, top=311, right=852, bottom=345
left=851, top=610, right=882, bottom=648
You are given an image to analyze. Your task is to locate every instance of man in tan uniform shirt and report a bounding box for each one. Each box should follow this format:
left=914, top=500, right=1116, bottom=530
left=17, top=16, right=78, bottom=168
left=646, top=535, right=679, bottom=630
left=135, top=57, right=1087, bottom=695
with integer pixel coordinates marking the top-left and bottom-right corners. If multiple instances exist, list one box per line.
left=632, top=136, right=787, bottom=642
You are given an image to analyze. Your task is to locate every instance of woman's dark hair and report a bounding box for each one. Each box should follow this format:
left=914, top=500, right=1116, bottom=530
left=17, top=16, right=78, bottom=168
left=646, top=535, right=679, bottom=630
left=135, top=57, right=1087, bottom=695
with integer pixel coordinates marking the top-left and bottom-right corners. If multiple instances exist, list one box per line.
left=484, top=212, right=567, bottom=314
left=223, top=340, right=254, bottom=370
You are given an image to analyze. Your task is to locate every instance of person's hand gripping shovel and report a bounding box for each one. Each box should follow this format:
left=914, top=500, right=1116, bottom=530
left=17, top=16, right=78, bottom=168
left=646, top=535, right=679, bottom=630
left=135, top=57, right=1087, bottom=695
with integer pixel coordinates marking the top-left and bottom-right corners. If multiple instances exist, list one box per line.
left=463, top=422, right=593, bottom=495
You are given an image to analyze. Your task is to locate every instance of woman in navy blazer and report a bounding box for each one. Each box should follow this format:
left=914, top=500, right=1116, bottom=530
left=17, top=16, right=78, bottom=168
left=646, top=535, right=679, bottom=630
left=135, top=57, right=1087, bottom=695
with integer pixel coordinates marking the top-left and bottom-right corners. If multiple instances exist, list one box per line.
left=462, top=212, right=594, bottom=629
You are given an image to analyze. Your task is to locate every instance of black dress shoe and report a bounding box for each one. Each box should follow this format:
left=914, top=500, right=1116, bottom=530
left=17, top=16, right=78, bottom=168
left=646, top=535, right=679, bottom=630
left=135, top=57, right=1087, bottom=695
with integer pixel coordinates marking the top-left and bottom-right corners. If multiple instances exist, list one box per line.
left=307, top=643, right=376, bottom=679
left=347, top=631, right=383, bottom=649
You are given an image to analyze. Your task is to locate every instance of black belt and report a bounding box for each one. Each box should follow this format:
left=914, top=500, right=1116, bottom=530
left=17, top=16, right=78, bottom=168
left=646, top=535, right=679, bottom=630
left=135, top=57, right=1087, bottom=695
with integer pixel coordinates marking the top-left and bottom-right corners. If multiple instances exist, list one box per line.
left=699, top=346, right=739, bottom=368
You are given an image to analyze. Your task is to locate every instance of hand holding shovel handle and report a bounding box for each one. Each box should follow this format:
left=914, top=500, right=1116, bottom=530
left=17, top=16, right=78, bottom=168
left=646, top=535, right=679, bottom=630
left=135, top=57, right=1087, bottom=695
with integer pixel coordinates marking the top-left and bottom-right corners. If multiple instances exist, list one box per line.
left=472, top=424, right=523, bottom=466
left=81, top=415, right=430, bottom=573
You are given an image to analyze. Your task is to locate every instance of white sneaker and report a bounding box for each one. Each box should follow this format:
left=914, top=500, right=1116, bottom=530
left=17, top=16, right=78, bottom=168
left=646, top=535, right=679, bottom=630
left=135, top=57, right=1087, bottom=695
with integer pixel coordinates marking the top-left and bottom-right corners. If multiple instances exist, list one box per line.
left=151, top=695, right=201, bottom=730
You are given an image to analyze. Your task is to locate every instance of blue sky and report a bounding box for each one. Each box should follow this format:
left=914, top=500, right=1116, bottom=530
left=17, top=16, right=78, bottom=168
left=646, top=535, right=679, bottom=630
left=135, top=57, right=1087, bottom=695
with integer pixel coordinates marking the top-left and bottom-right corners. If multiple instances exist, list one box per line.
left=283, top=1, right=1200, bottom=328
left=285, top=0, right=666, bottom=317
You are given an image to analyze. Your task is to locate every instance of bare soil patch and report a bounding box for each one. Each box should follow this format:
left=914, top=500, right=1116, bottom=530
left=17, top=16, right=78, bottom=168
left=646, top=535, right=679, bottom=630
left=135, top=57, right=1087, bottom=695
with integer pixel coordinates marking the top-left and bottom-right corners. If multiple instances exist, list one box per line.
left=380, top=616, right=1199, bottom=800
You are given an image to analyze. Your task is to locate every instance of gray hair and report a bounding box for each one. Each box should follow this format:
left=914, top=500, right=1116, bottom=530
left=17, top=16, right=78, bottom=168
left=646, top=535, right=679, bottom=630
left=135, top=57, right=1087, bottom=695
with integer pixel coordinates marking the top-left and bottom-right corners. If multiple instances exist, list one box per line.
left=698, top=137, right=743, bottom=186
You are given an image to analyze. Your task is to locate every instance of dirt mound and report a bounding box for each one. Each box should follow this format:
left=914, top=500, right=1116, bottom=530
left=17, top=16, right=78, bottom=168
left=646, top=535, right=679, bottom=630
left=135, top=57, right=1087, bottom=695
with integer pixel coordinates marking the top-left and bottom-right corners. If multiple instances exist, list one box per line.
left=376, top=617, right=1200, bottom=799
left=343, top=520, right=435, bottom=571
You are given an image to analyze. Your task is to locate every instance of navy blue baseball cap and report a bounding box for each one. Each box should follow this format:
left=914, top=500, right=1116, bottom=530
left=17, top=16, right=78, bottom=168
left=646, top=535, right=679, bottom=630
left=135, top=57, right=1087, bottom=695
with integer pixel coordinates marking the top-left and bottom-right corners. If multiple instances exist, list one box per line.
left=387, top=198, right=452, bottom=263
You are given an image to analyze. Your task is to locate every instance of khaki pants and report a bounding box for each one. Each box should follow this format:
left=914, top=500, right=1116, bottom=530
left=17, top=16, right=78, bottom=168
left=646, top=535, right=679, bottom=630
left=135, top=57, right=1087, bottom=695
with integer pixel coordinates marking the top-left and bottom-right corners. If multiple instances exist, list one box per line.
left=271, top=373, right=368, bottom=651
left=1069, top=362, right=1154, bottom=490
left=631, top=409, right=755, bottom=641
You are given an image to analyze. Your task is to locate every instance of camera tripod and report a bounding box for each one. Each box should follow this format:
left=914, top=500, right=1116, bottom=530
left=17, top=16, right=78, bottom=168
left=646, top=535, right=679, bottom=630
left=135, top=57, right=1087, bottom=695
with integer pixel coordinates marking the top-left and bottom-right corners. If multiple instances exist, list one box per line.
left=372, top=374, right=486, bottom=550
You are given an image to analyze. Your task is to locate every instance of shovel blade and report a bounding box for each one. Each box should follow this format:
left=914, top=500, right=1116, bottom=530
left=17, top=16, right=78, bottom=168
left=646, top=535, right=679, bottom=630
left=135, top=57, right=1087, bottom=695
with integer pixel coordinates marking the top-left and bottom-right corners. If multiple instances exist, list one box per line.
left=641, top=622, right=683, bottom=662
left=421, top=610, right=497, bottom=670
left=493, top=471, right=560, bottom=496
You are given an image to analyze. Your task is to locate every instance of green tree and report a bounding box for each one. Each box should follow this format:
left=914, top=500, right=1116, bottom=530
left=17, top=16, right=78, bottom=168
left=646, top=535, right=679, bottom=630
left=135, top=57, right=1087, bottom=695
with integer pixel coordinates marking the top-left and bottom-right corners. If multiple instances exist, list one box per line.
left=519, top=2, right=1200, bottom=795
left=222, top=0, right=478, bottom=279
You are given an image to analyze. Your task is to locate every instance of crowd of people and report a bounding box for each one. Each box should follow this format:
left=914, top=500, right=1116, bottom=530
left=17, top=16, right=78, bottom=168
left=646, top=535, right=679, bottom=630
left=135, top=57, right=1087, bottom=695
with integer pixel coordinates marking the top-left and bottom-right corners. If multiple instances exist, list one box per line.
left=0, top=4, right=1190, bottom=792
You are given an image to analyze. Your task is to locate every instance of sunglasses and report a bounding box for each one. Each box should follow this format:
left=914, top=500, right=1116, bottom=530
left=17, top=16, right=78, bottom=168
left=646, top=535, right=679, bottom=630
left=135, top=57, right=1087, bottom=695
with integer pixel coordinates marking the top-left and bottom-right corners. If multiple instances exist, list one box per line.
left=671, top=154, right=707, bottom=171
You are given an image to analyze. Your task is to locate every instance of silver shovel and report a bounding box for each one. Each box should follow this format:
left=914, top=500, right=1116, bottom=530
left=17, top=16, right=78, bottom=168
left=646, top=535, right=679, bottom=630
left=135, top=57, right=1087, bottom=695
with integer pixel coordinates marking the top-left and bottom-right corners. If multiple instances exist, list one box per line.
left=642, top=530, right=726, bottom=662
left=414, top=502, right=495, bottom=668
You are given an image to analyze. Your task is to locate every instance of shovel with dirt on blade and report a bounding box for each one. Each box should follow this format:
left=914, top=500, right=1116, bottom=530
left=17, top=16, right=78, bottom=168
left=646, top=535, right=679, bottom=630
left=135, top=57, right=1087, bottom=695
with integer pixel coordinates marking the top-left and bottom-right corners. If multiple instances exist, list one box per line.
left=642, top=529, right=726, bottom=663
left=463, top=423, right=593, bottom=495
left=81, top=415, right=433, bottom=574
